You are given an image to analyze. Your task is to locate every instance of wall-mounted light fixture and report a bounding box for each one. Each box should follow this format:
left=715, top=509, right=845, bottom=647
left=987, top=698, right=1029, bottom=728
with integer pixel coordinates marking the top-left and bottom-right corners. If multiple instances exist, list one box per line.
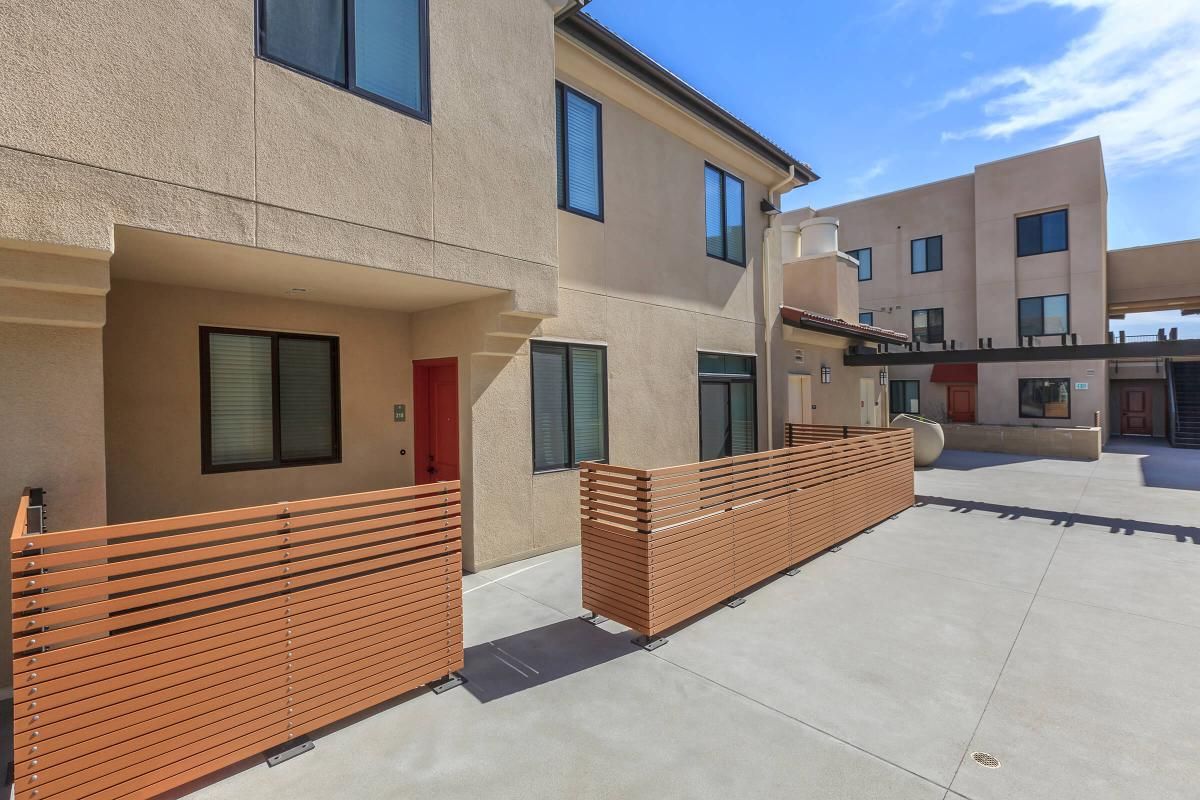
left=820, top=365, right=831, bottom=384
left=760, top=199, right=781, bottom=216
left=879, top=370, right=888, bottom=386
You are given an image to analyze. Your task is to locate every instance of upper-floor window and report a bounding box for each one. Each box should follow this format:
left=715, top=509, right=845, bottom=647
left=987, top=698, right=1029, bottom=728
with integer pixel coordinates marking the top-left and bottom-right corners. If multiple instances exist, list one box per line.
left=1016, top=209, right=1068, bottom=257
left=556, top=83, right=603, bottom=220
left=859, top=311, right=874, bottom=326
left=912, top=308, right=944, bottom=343
left=531, top=341, right=607, bottom=471
left=847, top=247, right=872, bottom=281
left=911, top=235, right=943, bottom=273
left=258, top=0, right=430, bottom=120
left=704, top=164, right=745, bottom=266
left=201, top=327, right=341, bottom=473
left=1018, top=294, right=1070, bottom=337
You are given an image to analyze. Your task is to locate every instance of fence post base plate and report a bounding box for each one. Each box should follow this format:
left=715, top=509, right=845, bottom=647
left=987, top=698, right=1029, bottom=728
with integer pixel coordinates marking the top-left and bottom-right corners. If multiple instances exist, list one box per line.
left=723, top=596, right=746, bottom=608
left=580, top=612, right=608, bottom=625
left=780, top=566, right=802, bottom=577
left=632, top=635, right=668, bottom=651
left=429, top=673, right=466, bottom=695
left=828, top=545, right=843, bottom=553
left=265, top=736, right=314, bottom=767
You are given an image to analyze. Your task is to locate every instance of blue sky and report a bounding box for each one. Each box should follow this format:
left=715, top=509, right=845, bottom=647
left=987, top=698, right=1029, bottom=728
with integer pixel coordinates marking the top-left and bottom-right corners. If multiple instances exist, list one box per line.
left=586, top=0, right=1200, bottom=336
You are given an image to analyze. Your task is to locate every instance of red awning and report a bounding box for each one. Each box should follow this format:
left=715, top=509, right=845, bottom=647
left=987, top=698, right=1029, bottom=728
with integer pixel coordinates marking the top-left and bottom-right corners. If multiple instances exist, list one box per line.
left=930, top=363, right=978, bottom=383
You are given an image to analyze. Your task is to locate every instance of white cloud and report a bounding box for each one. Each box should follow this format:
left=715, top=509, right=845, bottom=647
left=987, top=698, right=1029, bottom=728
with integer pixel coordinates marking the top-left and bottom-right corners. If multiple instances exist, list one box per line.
left=938, top=0, right=1200, bottom=167
left=887, top=0, right=956, bottom=34
left=848, top=158, right=891, bottom=193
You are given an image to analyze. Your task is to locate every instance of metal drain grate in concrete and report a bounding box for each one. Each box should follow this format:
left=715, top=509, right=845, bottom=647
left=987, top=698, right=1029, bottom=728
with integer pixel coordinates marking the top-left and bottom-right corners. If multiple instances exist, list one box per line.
left=971, top=752, right=1001, bottom=769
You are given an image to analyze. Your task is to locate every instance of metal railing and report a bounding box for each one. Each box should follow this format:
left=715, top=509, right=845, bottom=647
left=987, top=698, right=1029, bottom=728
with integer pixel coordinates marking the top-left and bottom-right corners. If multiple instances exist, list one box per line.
left=1167, top=358, right=1178, bottom=447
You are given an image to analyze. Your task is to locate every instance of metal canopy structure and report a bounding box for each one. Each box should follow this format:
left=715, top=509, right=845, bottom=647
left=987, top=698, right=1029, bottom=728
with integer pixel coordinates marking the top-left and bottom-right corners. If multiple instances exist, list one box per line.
left=844, top=338, right=1200, bottom=367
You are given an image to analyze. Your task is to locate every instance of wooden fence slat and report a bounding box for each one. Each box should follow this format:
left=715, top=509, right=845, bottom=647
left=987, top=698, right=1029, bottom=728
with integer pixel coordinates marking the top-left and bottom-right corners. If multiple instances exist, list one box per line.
left=9, top=482, right=464, bottom=800
left=581, top=426, right=914, bottom=636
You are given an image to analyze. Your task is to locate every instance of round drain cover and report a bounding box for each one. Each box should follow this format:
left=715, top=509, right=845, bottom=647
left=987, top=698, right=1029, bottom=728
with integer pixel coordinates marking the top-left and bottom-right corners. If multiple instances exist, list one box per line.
left=971, top=752, right=1001, bottom=769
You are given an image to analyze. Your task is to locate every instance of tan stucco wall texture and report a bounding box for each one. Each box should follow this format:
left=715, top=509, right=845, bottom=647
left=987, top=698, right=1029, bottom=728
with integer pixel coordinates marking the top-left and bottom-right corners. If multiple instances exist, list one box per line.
left=0, top=322, right=108, bottom=687
left=103, top=280, right=415, bottom=523
left=807, top=139, right=1110, bottom=434
left=528, top=49, right=790, bottom=567
left=0, top=0, right=562, bottom=604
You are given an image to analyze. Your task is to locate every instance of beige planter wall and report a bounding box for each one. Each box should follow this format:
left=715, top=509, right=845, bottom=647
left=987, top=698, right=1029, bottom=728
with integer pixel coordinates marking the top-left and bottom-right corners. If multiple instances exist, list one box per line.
left=942, top=423, right=1102, bottom=460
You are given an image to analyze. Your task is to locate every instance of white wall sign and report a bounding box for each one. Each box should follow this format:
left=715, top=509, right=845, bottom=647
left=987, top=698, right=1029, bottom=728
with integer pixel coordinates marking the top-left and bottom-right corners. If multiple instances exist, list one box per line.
left=1074, top=382, right=1089, bottom=390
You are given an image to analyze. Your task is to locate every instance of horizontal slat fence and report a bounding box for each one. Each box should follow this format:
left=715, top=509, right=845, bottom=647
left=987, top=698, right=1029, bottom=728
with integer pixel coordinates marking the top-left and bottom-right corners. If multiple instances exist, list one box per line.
left=10, top=483, right=463, bottom=800
left=784, top=424, right=889, bottom=445
left=580, top=426, right=913, bottom=637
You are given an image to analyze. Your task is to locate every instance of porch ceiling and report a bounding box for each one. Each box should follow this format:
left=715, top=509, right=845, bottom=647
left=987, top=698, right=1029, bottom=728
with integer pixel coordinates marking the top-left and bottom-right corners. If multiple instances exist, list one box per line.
left=109, top=227, right=503, bottom=312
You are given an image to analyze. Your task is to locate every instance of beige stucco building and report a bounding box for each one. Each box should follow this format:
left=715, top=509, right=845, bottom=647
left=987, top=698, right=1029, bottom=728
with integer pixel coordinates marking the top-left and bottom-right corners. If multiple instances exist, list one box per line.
left=1, top=1, right=911, bottom=687
left=784, top=139, right=1200, bottom=450
left=783, top=139, right=1111, bottom=435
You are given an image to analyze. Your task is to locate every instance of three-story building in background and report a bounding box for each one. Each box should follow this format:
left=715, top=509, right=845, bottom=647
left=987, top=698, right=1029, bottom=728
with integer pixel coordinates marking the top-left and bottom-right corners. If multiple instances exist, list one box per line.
left=787, top=139, right=1110, bottom=434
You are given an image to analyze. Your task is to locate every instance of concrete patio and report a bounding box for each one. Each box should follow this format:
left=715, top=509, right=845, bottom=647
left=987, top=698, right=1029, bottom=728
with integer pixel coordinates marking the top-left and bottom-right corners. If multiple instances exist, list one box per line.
left=174, top=438, right=1200, bottom=800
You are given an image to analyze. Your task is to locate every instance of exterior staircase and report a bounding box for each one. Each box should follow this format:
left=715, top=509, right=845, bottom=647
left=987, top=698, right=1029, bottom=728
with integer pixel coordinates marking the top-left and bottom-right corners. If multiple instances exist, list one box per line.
left=1170, top=360, right=1200, bottom=448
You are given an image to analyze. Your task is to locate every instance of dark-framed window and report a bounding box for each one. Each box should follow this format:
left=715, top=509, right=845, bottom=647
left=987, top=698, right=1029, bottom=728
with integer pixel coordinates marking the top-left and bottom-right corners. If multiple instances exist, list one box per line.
left=1017, top=209, right=1068, bottom=257
left=531, top=341, right=608, bottom=472
left=912, top=308, right=945, bottom=343
left=859, top=311, right=875, bottom=326
left=1019, top=378, right=1071, bottom=419
left=889, top=380, right=920, bottom=415
left=911, top=235, right=943, bottom=273
left=704, top=164, right=746, bottom=266
left=699, top=353, right=756, bottom=460
left=847, top=247, right=872, bottom=281
left=556, top=82, right=604, bottom=220
left=257, top=0, right=430, bottom=121
left=1018, top=294, right=1070, bottom=337
left=200, top=327, right=341, bottom=473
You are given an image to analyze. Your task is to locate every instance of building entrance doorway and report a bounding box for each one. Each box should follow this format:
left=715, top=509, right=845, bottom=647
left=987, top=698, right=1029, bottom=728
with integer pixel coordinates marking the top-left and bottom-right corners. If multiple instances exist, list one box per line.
left=947, top=384, right=976, bottom=423
left=413, top=358, right=460, bottom=483
left=1119, top=385, right=1152, bottom=436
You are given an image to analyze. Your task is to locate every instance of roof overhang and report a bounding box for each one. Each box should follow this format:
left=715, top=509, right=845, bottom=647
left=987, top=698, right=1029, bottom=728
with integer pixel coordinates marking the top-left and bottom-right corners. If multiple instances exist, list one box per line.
left=781, top=305, right=909, bottom=346
left=844, top=339, right=1200, bottom=366
left=556, top=14, right=818, bottom=184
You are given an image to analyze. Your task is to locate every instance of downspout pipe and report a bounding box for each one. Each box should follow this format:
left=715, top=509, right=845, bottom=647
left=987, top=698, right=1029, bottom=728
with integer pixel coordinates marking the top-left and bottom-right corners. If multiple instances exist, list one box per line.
left=763, top=166, right=799, bottom=448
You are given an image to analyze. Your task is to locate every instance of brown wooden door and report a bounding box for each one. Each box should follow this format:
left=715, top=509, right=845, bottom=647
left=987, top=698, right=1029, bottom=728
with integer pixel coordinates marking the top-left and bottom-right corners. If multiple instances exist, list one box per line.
left=947, top=384, right=976, bottom=422
left=413, top=358, right=460, bottom=483
left=1120, top=386, right=1152, bottom=435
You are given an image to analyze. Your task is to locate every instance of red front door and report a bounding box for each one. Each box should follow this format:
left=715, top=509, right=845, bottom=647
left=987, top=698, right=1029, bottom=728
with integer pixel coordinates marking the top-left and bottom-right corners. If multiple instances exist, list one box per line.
left=947, top=384, right=976, bottom=423
left=413, top=358, right=460, bottom=483
left=1120, top=386, right=1152, bottom=436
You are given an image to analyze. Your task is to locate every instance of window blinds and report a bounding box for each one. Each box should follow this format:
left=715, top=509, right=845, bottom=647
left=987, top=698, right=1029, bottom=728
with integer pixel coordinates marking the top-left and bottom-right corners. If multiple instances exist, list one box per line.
left=208, top=333, right=274, bottom=466
left=353, top=0, right=423, bottom=111
left=571, top=346, right=606, bottom=463
left=532, top=345, right=570, bottom=471
left=279, top=336, right=335, bottom=461
left=564, top=89, right=602, bottom=216
left=704, top=165, right=724, bottom=258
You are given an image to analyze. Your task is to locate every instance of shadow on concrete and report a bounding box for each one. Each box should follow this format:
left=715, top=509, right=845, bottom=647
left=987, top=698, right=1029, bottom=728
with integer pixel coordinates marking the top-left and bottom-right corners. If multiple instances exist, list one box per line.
left=927, top=438, right=1200, bottom=491
left=462, top=618, right=635, bottom=704
left=916, top=495, right=1200, bottom=545
left=1106, top=438, right=1200, bottom=491
left=930, top=450, right=1089, bottom=471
